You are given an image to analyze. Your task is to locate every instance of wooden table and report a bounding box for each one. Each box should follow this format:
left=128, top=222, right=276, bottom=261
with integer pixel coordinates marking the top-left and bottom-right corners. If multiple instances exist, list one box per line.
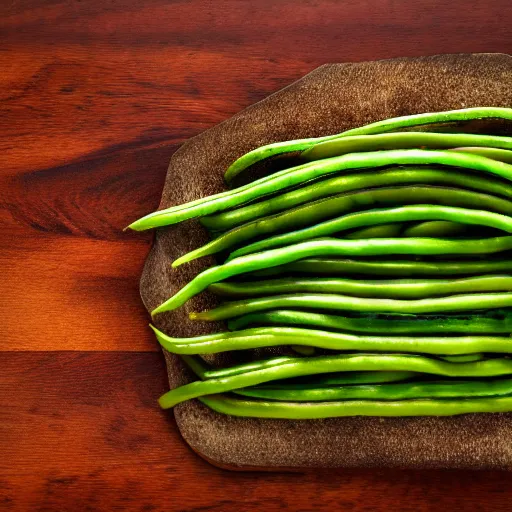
left=2, top=1, right=512, bottom=510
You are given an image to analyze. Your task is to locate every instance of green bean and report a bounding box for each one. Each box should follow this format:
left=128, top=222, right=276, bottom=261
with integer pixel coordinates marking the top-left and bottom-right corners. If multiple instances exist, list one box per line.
left=202, top=168, right=512, bottom=232
left=157, top=353, right=512, bottom=408
left=244, top=363, right=472, bottom=390
left=209, top=275, right=512, bottom=300
left=181, top=353, right=316, bottom=380
left=153, top=324, right=512, bottom=355
left=227, top=205, right=512, bottom=261
left=154, top=237, right=512, bottom=315
left=191, top=292, right=512, bottom=322
left=450, top=147, right=512, bottom=164
left=200, top=354, right=462, bottom=381
left=206, top=360, right=467, bottom=382
left=181, top=353, right=333, bottom=381
left=203, top=355, right=477, bottom=382
left=179, top=186, right=512, bottom=265
left=250, top=257, right=512, bottom=278
left=200, top=394, right=512, bottom=418
left=441, top=354, right=485, bottom=363
left=402, top=220, right=468, bottom=237
left=227, top=309, right=512, bottom=334
left=159, top=322, right=496, bottom=351
left=300, top=132, right=512, bottom=162
left=182, top=354, right=478, bottom=382
left=256, top=371, right=418, bottom=388
left=128, top=150, right=512, bottom=231
left=223, top=107, right=512, bottom=184
left=180, top=355, right=209, bottom=379
left=346, top=223, right=403, bottom=239
left=234, top=378, right=512, bottom=402
left=203, top=356, right=295, bottom=379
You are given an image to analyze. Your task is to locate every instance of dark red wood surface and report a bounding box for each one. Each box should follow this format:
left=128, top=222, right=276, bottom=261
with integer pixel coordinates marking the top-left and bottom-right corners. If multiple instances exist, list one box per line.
left=2, top=1, right=512, bottom=510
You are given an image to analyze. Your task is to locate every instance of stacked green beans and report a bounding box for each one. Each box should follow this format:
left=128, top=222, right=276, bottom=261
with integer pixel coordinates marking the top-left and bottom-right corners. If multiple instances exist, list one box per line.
left=130, top=107, right=512, bottom=419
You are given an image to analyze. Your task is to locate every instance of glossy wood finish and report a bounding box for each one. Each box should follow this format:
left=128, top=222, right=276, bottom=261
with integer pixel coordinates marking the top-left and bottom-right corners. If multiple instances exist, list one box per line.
left=2, top=0, right=511, bottom=509
left=3, top=352, right=512, bottom=511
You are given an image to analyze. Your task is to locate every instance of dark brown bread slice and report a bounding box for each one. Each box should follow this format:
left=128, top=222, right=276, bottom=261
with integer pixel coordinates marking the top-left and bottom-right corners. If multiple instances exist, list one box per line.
left=140, top=53, right=512, bottom=470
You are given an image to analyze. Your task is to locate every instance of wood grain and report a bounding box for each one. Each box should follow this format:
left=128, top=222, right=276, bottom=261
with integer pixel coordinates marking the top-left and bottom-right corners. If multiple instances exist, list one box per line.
left=2, top=0, right=510, bottom=175
left=2, top=352, right=512, bottom=512
left=2, top=0, right=512, bottom=509
left=1, top=145, right=169, bottom=351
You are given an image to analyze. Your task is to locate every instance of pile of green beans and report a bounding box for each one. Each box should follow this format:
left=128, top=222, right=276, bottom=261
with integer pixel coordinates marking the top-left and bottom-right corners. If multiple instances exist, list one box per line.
left=129, top=107, right=512, bottom=418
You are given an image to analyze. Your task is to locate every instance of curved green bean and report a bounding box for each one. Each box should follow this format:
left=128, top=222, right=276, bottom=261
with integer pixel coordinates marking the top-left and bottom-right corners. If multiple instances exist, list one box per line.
left=203, top=355, right=478, bottom=382
left=250, top=257, right=512, bottom=278
left=190, top=292, right=512, bottom=321
left=204, top=356, right=418, bottom=387
left=152, top=324, right=512, bottom=355
left=199, top=355, right=477, bottom=381
left=402, top=220, right=468, bottom=237
left=158, top=322, right=496, bottom=352
left=450, top=147, right=512, bottom=164
left=202, top=168, right=512, bottom=232
left=202, top=357, right=475, bottom=382
left=200, top=394, right=512, bottom=418
left=227, top=309, right=512, bottom=334
left=300, top=132, right=512, bottom=161
left=227, top=205, right=512, bottom=261
left=158, top=353, right=512, bottom=408
left=223, top=107, right=512, bottom=184
left=234, top=378, right=512, bottom=401
left=202, top=354, right=473, bottom=381
left=204, top=357, right=295, bottom=379
left=209, top=275, right=512, bottom=299
left=154, top=237, right=512, bottom=315
left=128, top=150, right=512, bottom=231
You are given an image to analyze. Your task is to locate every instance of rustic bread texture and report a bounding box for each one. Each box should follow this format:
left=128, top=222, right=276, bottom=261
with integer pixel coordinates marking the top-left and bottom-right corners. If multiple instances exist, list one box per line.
left=140, top=53, right=512, bottom=469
